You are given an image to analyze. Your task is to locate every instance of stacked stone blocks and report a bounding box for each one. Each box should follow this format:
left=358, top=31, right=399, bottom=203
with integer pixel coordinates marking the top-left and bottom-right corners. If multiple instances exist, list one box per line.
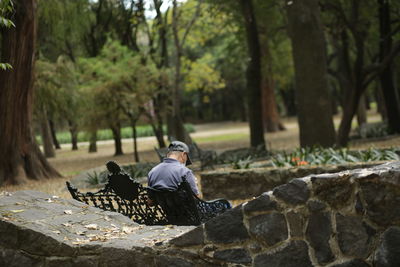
left=170, top=161, right=400, bottom=266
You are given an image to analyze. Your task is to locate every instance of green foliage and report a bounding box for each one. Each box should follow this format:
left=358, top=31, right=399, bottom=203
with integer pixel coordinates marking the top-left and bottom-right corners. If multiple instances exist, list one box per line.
left=271, top=147, right=400, bottom=167
left=36, top=123, right=195, bottom=145
left=0, top=63, right=12, bottom=70
left=85, top=163, right=157, bottom=185
left=183, top=53, right=225, bottom=95
left=0, top=0, right=14, bottom=27
left=231, top=156, right=252, bottom=169
left=78, top=39, right=160, bottom=133
left=85, top=171, right=102, bottom=185
left=0, top=0, right=14, bottom=69
left=355, top=122, right=390, bottom=139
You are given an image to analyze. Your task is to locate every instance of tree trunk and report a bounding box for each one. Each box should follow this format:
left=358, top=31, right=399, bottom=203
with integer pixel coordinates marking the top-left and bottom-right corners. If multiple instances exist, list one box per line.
left=375, top=84, right=387, bottom=120
left=111, top=123, right=123, bottom=156
left=356, top=93, right=367, bottom=127
left=337, top=28, right=366, bottom=146
left=240, top=0, right=266, bottom=149
left=68, top=120, right=78, bottom=150
left=167, top=0, right=195, bottom=144
left=49, top=119, right=61, bottom=149
left=285, top=0, right=336, bottom=147
left=0, top=0, right=61, bottom=185
left=88, top=130, right=97, bottom=153
left=40, top=109, right=55, bottom=158
left=131, top=119, right=140, bottom=162
left=256, top=8, right=285, bottom=132
left=378, top=0, right=400, bottom=133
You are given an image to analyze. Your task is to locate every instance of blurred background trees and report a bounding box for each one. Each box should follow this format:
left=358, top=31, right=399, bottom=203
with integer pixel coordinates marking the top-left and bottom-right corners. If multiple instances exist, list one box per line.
left=1, top=0, right=399, bottom=184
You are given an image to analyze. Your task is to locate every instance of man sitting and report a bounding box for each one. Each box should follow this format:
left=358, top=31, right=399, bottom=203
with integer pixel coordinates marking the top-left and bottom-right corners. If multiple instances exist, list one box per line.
left=147, top=141, right=200, bottom=197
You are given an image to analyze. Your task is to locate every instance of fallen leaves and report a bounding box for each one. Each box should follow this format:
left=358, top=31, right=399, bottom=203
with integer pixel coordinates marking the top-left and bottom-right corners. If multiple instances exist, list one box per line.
left=84, top=224, right=98, bottom=230
left=0, top=191, right=12, bottom=197
left=10, top=209, right=24, bottom=213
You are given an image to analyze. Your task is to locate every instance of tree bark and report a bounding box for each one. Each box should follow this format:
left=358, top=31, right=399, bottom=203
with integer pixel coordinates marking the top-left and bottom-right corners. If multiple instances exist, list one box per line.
left=0, top=0, right=61, bottom=185
left=131, top=119, right=140, bottom=162
left=68, top=120, right=78, bottom=150
left=88, top=130, right=97, bottom=153
left=240, top=0, right=266, bottom=149
left=167, top=0, right=198, bottom=144
left=356, top=93, right=367, bottom=127
left=256, top=5, right=285, bottom=132
left=285, top=0, right=336, bottom=147
left=378, top=0, right=400, bottom=133
left=111, top=123, right=123, bottom=156
left=49, top=119, right=61, bottom=149
left=375, top=84, right=387, bottom=120
left=40, top=109, right=55, bottom=158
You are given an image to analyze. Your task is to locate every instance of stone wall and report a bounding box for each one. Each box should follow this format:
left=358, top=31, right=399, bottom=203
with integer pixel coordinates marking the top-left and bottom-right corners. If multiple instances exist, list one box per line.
left=170, top=161, right=400, bottom=266
left=1, top=161, right=400, bottom=266
left=200, top=161, right=384, bottom=199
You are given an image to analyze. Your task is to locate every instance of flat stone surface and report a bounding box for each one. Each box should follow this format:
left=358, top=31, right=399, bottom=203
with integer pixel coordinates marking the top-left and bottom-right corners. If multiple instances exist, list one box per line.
left=336, top=214, right=372, bottom=258
left=306, top=211, right=335, bottom=264
left=273, top=179, right=310, bottom=205
left=0, top=191, right=194, bottom=254
left=374, top=226, right=400, bottom=267
left=249, top=212, right=288, bottom=246
left=205, top=205, right=249, bottom=244
left=253, top=240, right=312, bottom=267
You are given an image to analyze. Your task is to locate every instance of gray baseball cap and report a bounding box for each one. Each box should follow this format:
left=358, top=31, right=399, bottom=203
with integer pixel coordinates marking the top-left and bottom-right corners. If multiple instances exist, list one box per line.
left=168, top=141, right=192, bottom=166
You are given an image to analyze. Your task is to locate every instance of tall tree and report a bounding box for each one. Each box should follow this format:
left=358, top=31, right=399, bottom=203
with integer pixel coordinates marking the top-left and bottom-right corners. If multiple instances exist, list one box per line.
left=239, top=0, right=266, bottom=149
left=324, top=0, right=400, bottom=145
left=0, top=0, right=60, bottom=185
left=168, top=0, right=202, bottom=143
left=378, top=0, right=400, bottom=133
left=285, top=0, right=336, bottom=147
left=254, top=0, right=285, bottom=132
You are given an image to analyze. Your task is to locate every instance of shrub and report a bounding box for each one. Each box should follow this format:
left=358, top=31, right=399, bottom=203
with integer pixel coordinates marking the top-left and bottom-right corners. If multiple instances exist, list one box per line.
left=271, top=147, right=400, bottom=167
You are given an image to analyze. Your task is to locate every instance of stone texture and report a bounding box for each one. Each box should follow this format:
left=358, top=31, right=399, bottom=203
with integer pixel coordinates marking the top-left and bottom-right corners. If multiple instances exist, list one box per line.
left=331, top=259, right=371, bottom=267
left=205, top=205, right=249, bottom=244
left=374, top=226, right=400, bottom=267
left=306, top=211, right=335, bottom=264
left=359, top=180, right=400, bottom=227
left=336, top=214, right=372, bottom=258
left=273, top=179, right=310, bottom=205
left=213, top=248, right=252, bottom=264
left=154, top=255, right=193, bottom=267
left=249, top=212, right=288, bottom=246
left=2, top=162, right=400, bottom=266
left=253, top=240, right=312, bottom=267
left=201, top=162, right=380, bottom=200
left=169, top=226, right=204, bottom=247
left=286, top=211, right=305, bottom=238
left=0, top=246, right=43, bottom=267
left=355, top=193, right=364, bottom=214
left=243, top=193, right=277, bottom=215
left=312, top=176, right=354, bottom=209
left=307, top=200, right=326, bottom=212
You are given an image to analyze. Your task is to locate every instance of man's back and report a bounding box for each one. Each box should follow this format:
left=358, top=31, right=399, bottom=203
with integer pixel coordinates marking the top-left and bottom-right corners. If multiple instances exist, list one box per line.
left=148, top=158, right=199, bottom=195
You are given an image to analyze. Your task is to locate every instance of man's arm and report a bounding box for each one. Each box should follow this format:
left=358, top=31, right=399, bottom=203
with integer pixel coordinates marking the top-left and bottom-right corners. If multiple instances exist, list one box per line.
left=186, top=170, right=200, bottom=196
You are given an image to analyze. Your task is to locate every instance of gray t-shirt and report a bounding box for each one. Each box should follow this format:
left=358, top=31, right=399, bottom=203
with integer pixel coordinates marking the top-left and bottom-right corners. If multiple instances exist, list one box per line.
left=147, top=158, right=199, bottom=195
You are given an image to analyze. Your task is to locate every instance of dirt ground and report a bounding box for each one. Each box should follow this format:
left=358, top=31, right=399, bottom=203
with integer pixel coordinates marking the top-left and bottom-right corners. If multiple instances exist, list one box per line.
left=2, top=114, right=400, bottom=200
